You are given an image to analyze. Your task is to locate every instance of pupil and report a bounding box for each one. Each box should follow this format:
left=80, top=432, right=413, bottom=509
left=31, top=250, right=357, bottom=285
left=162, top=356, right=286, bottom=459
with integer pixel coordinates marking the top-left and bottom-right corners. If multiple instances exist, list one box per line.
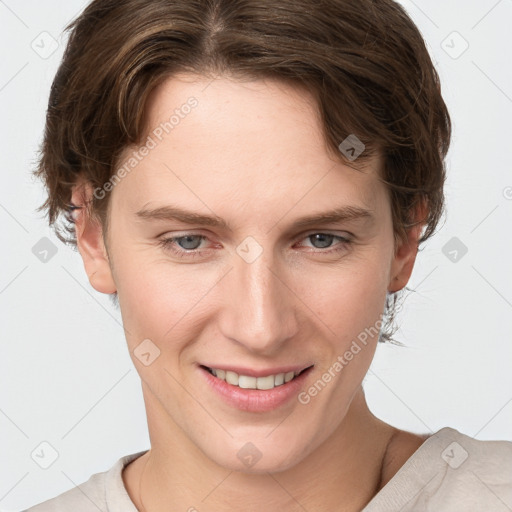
left=179, top=235, right=201, bottom=250
left=311, top=234, right=333, bottom=248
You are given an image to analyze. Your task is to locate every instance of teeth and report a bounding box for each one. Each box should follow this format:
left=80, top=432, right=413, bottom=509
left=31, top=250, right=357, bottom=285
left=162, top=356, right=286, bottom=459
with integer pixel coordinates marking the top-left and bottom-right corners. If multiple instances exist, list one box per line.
left=208, top=367, right=304, bottom=390
left=226, top=370, right=239, bottom=386
left=284, top=371, right=295, bottom=383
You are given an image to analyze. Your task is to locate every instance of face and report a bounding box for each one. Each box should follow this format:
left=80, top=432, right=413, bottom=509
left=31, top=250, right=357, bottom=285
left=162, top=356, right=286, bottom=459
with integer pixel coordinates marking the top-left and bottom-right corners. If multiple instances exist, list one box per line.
left=76, top=73, right=419, bottom=473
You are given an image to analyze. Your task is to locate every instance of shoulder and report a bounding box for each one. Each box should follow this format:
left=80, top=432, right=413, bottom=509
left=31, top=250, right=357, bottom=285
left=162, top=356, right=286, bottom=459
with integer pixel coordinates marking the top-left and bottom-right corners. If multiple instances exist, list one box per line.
left=432, top=426, right=512, bottom=474
left=23, top=471, right=106, bottom=512
left=365, top=427, right=512, bottom=512
left=23, top=451, right=147, bottom=512
left=412, top=427, right=512, bottom=509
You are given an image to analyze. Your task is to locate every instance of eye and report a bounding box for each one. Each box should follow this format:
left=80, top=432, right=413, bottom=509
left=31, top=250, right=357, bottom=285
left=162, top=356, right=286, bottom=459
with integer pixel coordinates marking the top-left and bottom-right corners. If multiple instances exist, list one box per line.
left=171, top=234, right=204, bottom=250
left=296, top=233, right=352, bottom=253
left=157, top=234, right=209, bottom=258
left=157, top=231, right=352, bottom=259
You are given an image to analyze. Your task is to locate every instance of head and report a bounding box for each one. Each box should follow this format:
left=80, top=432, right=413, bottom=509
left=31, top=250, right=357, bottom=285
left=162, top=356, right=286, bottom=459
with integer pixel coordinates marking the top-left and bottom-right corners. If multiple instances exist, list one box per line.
left=35, top=0, right=450, bottom=472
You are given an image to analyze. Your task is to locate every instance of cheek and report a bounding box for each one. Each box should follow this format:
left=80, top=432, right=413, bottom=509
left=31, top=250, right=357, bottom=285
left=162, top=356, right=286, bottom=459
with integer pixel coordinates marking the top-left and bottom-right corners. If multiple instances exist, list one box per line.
left=294, top=253, right=390, bottom=337
left=114, top=253, right=221, bottom=352
left=291, top=258, right=389, bottom=438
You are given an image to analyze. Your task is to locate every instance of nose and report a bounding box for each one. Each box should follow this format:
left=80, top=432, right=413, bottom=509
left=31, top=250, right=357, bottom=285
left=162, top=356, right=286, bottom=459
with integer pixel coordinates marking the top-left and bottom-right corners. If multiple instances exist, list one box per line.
left=217, top=245, right=300, bottom=355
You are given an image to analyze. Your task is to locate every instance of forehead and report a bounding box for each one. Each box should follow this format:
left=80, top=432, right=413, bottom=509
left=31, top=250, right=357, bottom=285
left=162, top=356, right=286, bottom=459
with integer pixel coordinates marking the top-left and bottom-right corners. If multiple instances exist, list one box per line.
left=112, top=73, right=385, bottom=224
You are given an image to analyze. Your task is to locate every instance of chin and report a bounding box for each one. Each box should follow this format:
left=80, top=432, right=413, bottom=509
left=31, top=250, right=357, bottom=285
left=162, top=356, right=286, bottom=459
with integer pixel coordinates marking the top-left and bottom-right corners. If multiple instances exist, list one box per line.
left=203, top=437, right=309, bottom=475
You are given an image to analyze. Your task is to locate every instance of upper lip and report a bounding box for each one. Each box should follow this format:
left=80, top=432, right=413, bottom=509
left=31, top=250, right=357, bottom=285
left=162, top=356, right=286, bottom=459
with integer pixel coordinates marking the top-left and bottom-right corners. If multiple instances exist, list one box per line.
left=200, top=363, right=314, bottom=378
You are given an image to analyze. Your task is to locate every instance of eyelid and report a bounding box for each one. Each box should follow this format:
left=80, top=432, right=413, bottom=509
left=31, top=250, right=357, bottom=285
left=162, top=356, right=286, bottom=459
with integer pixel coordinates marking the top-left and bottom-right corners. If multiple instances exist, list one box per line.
left=293, top=229, right=353, bottom=245
left=297, top=228, right=353, bottom=238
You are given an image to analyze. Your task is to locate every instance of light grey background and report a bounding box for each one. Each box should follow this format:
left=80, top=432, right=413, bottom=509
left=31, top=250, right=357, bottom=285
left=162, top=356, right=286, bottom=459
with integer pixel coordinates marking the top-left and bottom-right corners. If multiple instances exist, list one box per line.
left=1, top=0, right=511, bottom=510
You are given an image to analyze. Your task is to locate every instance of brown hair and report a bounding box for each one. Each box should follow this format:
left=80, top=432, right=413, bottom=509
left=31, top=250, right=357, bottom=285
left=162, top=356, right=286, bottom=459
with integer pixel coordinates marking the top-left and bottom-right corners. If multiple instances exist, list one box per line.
left=34, top=0, right=451, bottom=344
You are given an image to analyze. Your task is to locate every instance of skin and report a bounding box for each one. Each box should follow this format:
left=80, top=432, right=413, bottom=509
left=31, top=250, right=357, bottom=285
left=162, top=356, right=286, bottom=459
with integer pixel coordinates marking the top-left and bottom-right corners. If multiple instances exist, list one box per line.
left=71, top=73, right=428, bottom=511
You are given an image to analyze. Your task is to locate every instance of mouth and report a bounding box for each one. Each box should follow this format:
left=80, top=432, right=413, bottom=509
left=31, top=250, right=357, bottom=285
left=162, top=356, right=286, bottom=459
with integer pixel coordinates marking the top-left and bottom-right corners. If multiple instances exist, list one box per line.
left=200, top=364, right=314, bottom=390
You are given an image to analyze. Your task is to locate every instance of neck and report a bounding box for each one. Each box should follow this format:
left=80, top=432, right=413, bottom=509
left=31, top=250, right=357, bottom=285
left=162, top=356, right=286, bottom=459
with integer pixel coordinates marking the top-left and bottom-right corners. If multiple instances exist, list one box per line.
left=124, top=386, right=396, bottom=512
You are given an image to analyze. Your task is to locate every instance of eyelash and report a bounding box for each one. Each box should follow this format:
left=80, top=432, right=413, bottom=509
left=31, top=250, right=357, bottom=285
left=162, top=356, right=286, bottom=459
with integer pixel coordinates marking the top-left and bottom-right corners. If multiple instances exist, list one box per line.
left=157, top=232, right=352, bottom=259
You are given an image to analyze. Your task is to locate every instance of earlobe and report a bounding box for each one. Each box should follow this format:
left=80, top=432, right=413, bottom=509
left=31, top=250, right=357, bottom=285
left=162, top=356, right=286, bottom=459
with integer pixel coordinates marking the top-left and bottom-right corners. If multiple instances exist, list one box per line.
left=71, top=182, right=117, bottom=295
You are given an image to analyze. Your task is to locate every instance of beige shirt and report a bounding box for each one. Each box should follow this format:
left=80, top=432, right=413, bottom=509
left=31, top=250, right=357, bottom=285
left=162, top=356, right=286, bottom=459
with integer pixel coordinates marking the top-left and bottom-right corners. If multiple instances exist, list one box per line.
left=24, top=427, right=512, bottom=512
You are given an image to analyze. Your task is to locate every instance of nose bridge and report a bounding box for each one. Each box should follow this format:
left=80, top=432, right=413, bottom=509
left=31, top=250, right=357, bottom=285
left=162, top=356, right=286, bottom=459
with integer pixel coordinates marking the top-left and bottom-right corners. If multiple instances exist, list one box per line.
left=219, top=243, right=298, bottom=353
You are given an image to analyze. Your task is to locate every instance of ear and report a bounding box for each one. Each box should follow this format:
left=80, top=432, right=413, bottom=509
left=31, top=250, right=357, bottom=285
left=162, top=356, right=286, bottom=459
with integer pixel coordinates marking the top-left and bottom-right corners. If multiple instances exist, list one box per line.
left=387, top=199, right=427, bottom=294
left=70, top=181, right=117, bottom=294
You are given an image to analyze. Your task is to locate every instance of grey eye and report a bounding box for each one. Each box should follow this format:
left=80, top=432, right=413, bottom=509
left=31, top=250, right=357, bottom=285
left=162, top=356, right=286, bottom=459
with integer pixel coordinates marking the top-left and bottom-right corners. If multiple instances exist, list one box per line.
left=176, top=235, right=204, bottom=250
left=308, top=234, right=336, bottom=249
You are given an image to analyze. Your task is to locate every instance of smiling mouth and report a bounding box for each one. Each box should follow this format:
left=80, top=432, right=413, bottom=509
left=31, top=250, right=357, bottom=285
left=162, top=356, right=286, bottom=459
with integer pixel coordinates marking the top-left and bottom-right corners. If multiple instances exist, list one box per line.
left=200, top=365, right=313, bottom=390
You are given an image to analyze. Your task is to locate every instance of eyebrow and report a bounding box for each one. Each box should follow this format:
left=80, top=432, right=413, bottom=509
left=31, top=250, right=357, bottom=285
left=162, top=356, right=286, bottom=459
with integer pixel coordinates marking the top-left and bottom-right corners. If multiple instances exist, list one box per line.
left=134, top=204, right=375, bottom=231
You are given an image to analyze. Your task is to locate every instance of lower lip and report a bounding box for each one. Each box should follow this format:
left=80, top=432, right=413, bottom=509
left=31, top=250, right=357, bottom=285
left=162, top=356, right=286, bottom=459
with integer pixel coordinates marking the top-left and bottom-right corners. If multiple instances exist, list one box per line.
left=199, top=366, right=313, bottom=413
